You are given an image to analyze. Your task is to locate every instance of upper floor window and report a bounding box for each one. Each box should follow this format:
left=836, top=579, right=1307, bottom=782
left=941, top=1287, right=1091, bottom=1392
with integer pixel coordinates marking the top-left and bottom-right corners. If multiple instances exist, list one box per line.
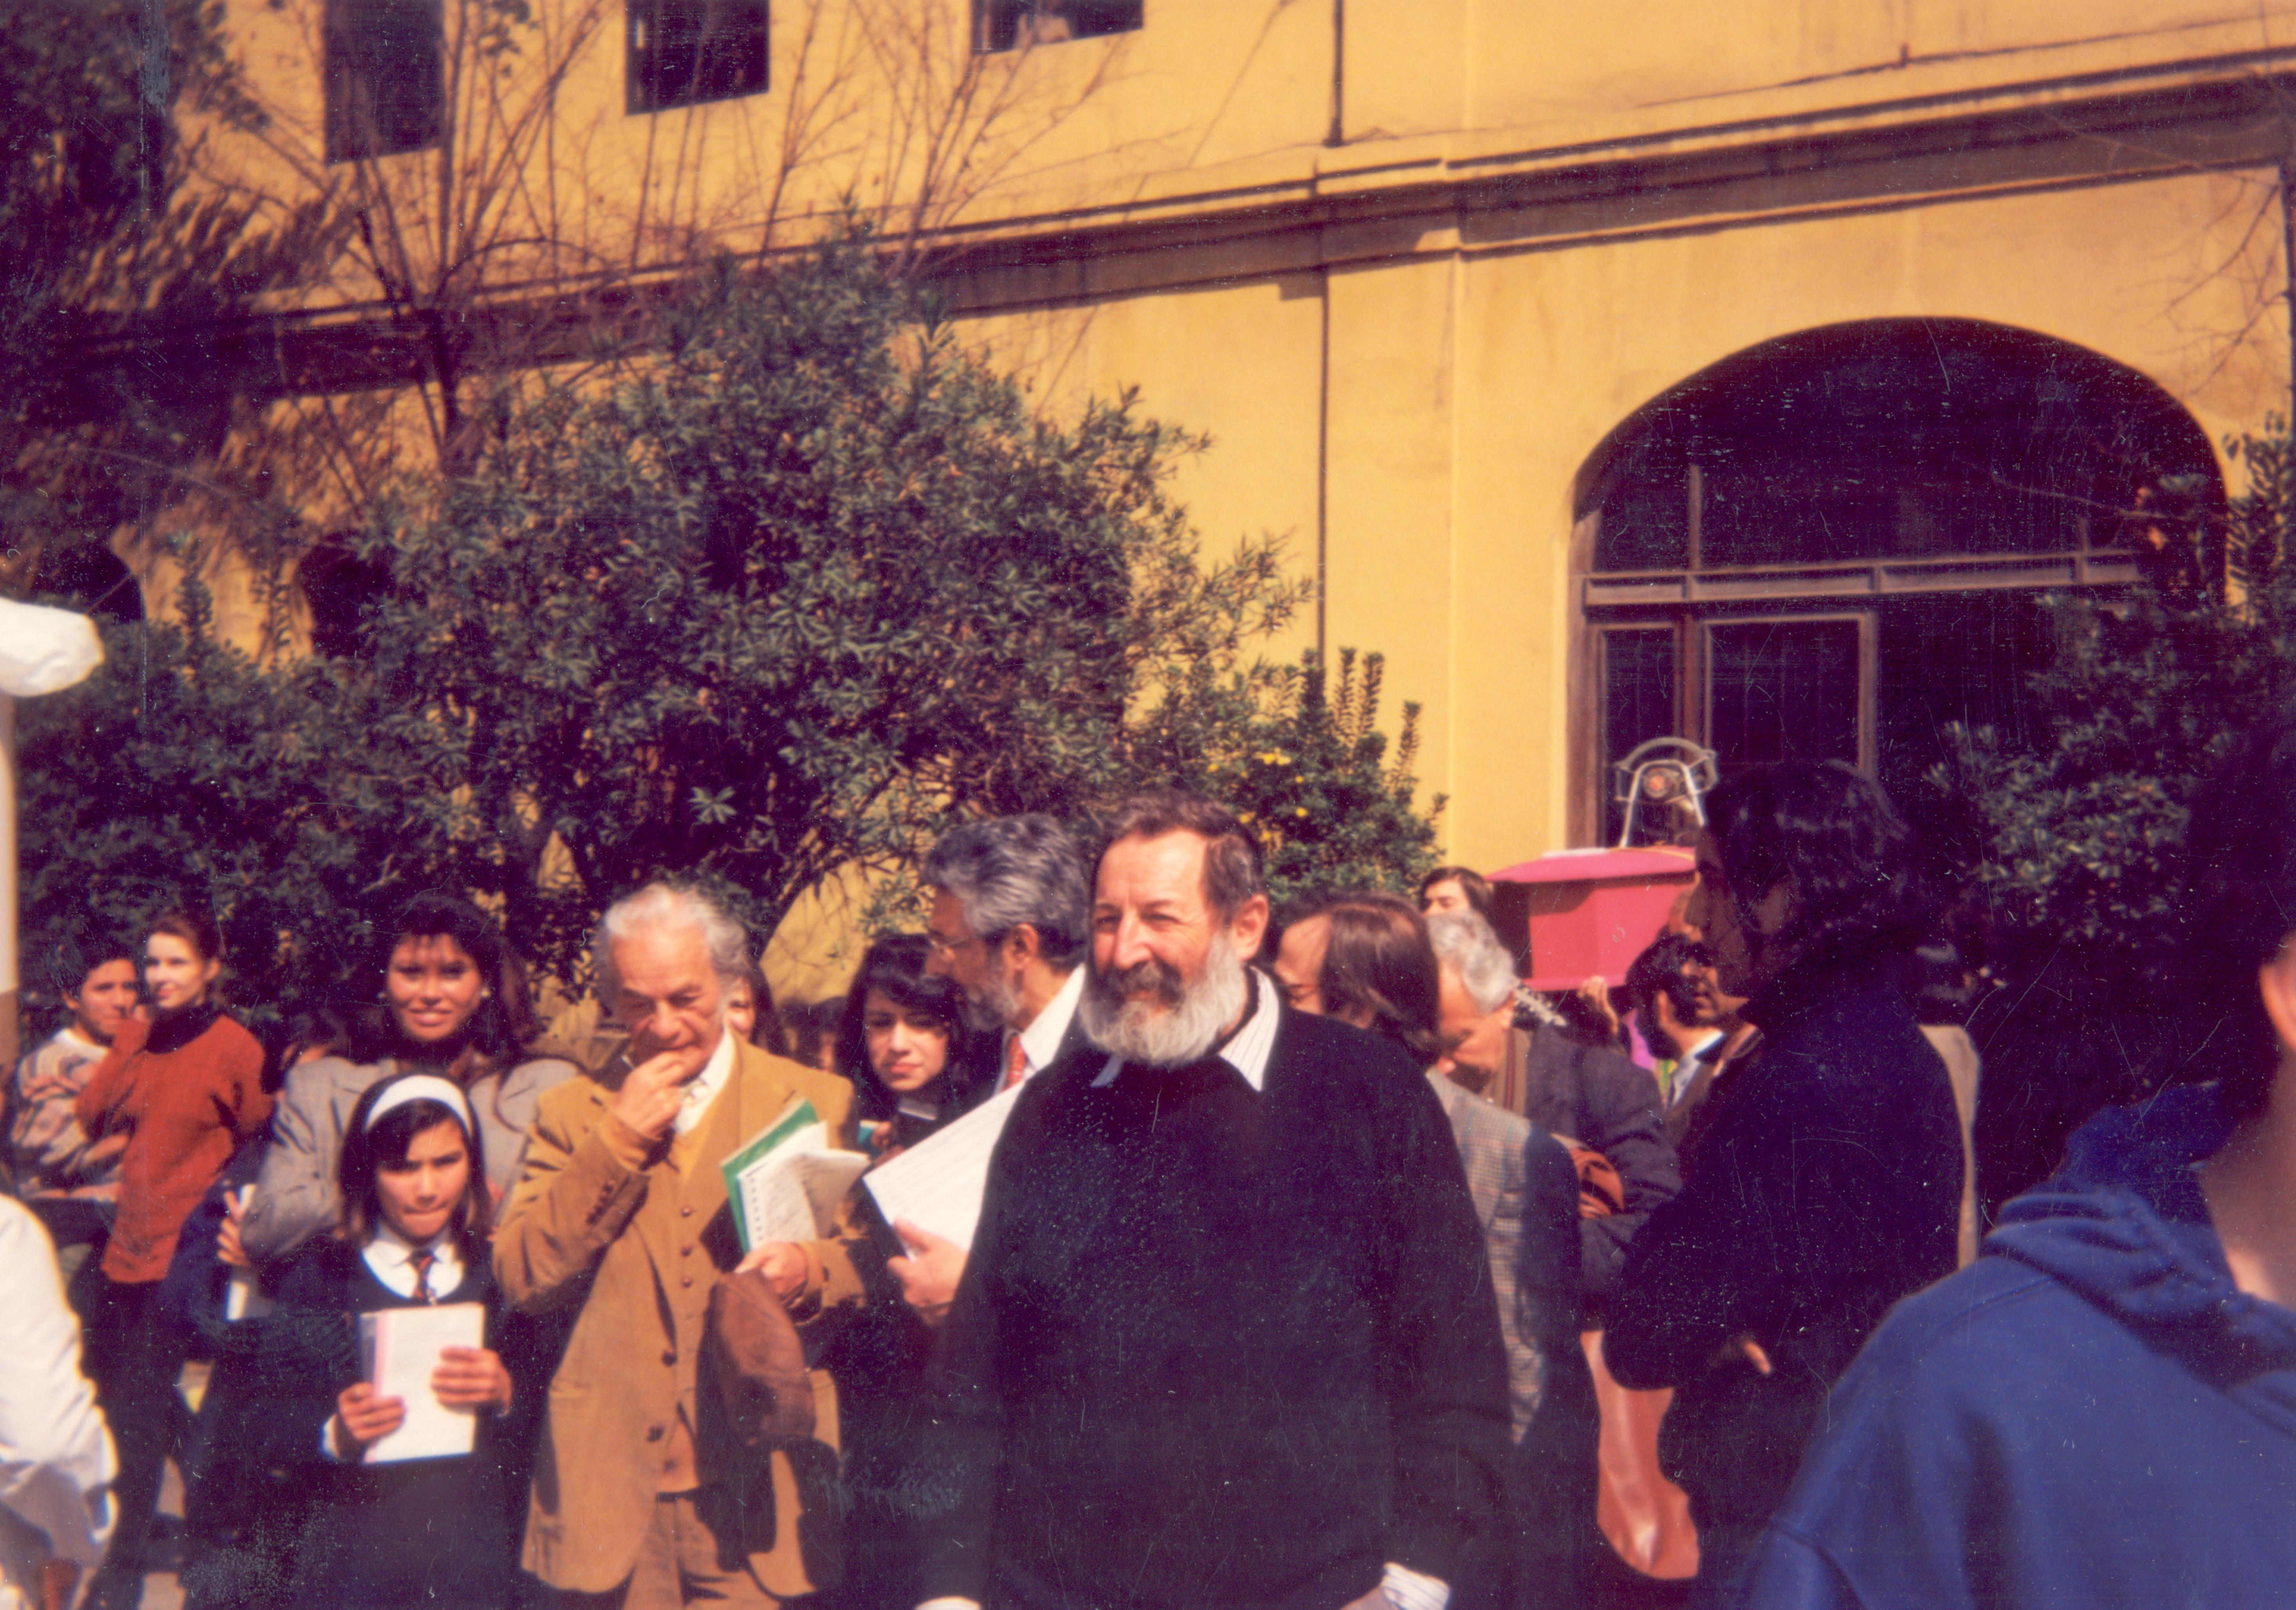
left=976, top=0, right=1141, bottom=53
left=628, top=0, right=769, bottom=112
left=325, top=0, right=443, bottom=164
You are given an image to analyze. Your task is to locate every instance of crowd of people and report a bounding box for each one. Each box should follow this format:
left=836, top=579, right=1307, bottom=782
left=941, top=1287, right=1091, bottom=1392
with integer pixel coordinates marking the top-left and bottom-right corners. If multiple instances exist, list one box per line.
left=4, top=737, right=2294, bottom=1610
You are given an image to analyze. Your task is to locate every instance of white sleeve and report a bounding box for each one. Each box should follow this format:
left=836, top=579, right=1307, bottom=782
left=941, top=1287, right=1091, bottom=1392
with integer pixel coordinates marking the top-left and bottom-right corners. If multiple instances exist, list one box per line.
left=1383, top=1561, right=1450, bottom=1610
left=0, top=1200, right=116, bottom=1570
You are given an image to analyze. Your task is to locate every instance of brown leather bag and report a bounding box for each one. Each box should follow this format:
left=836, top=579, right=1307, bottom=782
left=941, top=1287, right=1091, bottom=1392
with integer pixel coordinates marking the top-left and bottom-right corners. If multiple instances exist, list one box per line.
left=1554, top=1132, right=1700, bottom=1581
left=1552, top=1133, right=1627, bottom=1219
left=702, top=1267, right=816, bottom=1448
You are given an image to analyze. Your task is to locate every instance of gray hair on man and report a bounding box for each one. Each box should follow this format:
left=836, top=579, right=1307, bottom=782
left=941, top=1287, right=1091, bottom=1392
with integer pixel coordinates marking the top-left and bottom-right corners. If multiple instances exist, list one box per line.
left=919, top=815, right=1089, bottom=968
left=1428, top=909, right=1515, bottom=1015
left=594, top=882, right=750, bottom=1002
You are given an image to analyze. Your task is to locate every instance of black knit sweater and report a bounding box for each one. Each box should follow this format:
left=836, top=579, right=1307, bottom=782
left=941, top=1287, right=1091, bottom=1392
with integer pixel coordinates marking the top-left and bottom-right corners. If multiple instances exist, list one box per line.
left=915, top=1006, right=1510, bottom=1610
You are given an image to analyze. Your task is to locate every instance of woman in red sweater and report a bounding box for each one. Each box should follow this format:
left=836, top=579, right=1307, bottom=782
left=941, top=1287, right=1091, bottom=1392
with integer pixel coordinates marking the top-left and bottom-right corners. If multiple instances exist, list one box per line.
left=73, top=910, right=269, bottom=1610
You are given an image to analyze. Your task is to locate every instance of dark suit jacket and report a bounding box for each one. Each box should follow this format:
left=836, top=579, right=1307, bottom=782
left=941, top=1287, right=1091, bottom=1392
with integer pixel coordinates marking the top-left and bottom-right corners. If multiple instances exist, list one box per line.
left=1507, top=1024, right=1681, bottom=1316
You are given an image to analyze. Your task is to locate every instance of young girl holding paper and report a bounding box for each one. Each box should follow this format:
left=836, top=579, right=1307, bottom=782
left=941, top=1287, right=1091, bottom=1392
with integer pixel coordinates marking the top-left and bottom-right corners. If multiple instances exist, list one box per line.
left=268, top=1071, right=521, bottom=1610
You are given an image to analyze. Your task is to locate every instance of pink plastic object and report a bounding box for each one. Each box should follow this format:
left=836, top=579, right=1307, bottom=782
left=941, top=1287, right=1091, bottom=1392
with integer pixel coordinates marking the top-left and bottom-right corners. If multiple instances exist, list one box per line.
left=1487, top=847, right=1698, bottom=991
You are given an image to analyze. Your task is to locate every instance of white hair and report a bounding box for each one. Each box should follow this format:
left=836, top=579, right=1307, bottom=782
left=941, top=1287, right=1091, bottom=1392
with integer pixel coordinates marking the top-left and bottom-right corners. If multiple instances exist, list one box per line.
left=1427, top=910, right=1515, bottom=1015
left=594, top=883, right=749, bottom=1001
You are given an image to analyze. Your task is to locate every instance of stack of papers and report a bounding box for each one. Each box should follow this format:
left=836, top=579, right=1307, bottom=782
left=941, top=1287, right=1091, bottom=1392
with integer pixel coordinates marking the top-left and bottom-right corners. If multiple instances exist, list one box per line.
left=722, top=1098, right=870, bottom=1252
left=358, top=1302, right=486, bottom=1463
left=862, top=1081, right=1026, bottom=1252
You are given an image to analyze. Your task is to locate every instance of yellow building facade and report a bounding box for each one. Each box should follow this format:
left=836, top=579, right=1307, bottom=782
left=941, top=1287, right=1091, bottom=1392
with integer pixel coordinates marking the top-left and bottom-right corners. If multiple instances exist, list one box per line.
left=182, top=0, right=2296, bottom=892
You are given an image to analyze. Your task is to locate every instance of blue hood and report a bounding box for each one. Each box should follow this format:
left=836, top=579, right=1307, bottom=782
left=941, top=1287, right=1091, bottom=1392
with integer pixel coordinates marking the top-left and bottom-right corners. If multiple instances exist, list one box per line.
left=1984, top=1083, right=2296, bottom=1381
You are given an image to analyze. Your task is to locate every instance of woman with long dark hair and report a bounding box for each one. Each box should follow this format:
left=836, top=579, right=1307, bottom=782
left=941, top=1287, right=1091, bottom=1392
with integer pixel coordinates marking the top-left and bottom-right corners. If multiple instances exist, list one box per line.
left=825, top=936, right=990, bottom=1610
left=1603, top=761, right=1961, bottom=1606
left=74, top=910, right=271, bottom=1610
left=239, top=893, right=582, bottom=1267
left=836, top=933, right=993, bottom=1156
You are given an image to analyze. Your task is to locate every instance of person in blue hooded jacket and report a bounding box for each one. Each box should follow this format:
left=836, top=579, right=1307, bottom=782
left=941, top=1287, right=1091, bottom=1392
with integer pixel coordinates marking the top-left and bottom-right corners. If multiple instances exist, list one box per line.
left=1732, top=711, right=2296, bottom=1610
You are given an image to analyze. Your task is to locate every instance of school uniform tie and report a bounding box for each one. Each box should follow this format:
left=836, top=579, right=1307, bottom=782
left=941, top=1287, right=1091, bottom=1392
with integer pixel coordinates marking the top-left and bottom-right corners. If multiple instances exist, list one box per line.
left=408, top=1247, right=438, bottom=1305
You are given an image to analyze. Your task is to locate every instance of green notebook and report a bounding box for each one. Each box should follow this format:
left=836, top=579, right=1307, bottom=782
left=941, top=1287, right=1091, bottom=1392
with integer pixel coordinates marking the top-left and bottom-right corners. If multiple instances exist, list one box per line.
left=720, top=1096, right=818, bottom=1252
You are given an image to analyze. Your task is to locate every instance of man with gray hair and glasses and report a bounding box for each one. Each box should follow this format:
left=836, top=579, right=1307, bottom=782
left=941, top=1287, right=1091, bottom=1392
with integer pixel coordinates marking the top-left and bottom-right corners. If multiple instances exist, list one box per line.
left=890, top=816, right=1092, bottom=1322
left=496, top=882, right=861, bottom=1608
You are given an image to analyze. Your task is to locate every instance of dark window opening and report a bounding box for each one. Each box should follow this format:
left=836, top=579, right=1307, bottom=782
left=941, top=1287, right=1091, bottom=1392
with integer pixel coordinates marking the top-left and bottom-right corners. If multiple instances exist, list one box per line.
left=628, top=0, right=769, bottom=112
left=324, top=0, right=443, bottom=164
left=1705, top=617, right=1864, bottom=771
left=301, top=536, right=394, bottom=658
left=976, top=0, right=1141, bottom=53
left=1599, top=627, right=1676, bottom=846
left=37, top=544, right=142, bottom=625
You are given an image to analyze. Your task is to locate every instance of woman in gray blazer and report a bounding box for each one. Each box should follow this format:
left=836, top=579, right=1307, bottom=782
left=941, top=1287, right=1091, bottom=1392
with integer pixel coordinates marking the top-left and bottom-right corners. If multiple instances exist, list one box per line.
left=237, top=893, right=585, bottom=1266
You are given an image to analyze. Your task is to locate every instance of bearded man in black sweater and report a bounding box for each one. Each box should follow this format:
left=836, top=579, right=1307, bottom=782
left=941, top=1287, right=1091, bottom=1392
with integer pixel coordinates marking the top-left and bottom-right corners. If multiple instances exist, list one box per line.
left=913, top=790, right=1509, bottom=1610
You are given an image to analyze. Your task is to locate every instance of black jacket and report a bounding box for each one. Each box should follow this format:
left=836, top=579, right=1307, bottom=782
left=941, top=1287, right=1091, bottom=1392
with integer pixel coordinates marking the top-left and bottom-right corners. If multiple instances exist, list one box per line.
left=1512, top=1024, right=1681, bottom=1316
left=915, top=1005, right=1511, bottom=1610
left=1602, top=953, right=1961, bottom=1536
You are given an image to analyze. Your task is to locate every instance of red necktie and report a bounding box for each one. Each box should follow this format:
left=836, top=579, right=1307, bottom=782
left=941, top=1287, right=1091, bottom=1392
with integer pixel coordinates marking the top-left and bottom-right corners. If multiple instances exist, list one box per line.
left=408, top=1247, right=438, bottom=1305
left=1001, top=1034, right=1028, bottom=1093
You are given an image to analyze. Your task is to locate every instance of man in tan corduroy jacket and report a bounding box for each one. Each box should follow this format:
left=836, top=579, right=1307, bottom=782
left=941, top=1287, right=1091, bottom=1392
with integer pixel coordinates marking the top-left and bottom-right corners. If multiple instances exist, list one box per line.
left=496, top=883, right=862, bottom=1608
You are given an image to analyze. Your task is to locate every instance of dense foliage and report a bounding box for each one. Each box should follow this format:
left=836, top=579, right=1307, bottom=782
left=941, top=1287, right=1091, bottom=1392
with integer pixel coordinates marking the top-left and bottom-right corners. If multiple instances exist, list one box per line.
left=19, top=242, right=1444, bottom=1022
left=18, top=570, right=375, bottom=1028
left=1934, top=427, right=2296, bottom=1204
left=0, top=2, right=329, bottom=607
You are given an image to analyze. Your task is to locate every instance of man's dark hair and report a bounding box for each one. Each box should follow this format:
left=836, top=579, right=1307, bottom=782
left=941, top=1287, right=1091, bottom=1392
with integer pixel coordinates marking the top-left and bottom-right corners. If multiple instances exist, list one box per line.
left=1624, top=932, right=1706, bottom=1022
left=42, top=923, right=138, bottom=1003
left=1418, top=865, right=1495, bottom=925
left=1277, top=889, right=1442, bottom=1066
left=921, top=815, right=1089, bottom=968
left=2179, top=710, right=2296, bottom=1118
left=1701, top=761, right=1929, bottom=970
left=1099, top=789, right=1265, bottom=921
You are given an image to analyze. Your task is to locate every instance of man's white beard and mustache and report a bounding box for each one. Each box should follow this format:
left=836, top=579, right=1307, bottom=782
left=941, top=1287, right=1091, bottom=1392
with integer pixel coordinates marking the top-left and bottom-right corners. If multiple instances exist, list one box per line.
left=1079, top=930, right=1249, bottom=1067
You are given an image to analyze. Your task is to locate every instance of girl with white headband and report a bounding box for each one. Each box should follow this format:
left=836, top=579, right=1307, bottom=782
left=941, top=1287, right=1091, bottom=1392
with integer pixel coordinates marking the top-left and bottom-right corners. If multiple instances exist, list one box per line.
left=244, top=1070, right=525, bottom=1610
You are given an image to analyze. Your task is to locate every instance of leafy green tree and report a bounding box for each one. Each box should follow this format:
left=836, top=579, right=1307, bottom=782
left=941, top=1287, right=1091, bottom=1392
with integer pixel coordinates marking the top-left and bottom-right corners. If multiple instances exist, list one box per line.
left=326, top=242, right=1321, bottom=983
left=0, top=2, right=337, bottom=629
left=1134, top=647, right=1443, bottom=904
left=21, top=237, right=1445, bottom=1015
left=16, top=566, right=374, bottom=1033
left=1933, top=423, right=2296, bottom=1205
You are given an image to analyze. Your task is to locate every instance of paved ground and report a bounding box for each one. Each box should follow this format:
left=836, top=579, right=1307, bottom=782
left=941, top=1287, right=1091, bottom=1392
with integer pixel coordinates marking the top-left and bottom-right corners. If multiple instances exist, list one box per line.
left=142, top=1459, right=185, bottom=1610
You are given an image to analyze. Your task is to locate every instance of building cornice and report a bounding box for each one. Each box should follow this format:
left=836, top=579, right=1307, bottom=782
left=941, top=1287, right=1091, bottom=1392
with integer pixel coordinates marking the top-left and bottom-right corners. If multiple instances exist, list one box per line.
left=57, top=45, right=2296, bottom=408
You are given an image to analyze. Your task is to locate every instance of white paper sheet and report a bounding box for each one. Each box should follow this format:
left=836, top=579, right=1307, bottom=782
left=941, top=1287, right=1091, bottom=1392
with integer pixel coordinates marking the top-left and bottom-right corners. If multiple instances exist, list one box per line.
left=861, top=1081, right=1027, bottom=1252
left=728, top=1130, right=868, bottom=1251
left=357, top=1302, right=485, bottom=1463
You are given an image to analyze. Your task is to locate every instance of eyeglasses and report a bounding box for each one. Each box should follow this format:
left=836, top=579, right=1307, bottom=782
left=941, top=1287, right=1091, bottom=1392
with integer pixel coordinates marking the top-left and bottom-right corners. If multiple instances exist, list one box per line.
left=922, top=929, right=983, bottom=959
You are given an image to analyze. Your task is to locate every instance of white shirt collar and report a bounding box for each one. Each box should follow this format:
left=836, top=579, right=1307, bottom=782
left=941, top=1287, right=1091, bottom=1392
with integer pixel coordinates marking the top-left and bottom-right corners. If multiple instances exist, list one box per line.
left=1012, top=963, right=1086, bottom=1081
left=673, top=1023, right=740, bottom=1135
left=1091, top=968, right=1282, bottom=1092
left=1681, top=1028, right=1725, bottom=1063
left=363, top=1221, right=465, bottom=1300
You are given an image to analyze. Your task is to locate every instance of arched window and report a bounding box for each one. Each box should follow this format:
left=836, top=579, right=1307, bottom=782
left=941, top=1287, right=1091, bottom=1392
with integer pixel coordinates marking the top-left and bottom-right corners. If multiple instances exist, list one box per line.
left=1573, top=319, right=2222, bottom=845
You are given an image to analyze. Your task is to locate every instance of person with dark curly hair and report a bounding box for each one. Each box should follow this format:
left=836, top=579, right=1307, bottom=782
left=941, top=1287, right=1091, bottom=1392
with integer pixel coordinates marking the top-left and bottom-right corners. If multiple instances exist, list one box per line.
left=1603, top=761, right=1962, bottom=1607
left=834, top=934, right=995, bottom=1160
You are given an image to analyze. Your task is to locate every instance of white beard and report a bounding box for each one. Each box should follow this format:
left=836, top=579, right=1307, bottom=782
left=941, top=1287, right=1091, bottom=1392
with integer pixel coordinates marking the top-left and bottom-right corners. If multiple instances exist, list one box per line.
left=1079, top=929, right=1249, bottom=1067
